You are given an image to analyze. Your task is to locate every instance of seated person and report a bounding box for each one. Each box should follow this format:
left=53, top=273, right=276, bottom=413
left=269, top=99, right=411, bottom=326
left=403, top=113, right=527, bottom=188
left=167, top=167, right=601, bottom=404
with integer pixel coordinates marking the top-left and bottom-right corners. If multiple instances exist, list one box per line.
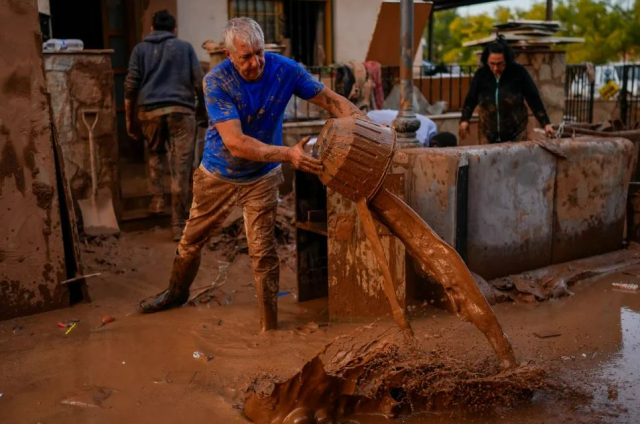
left=430, top=131, right=457, bottom=148
left=366, top=109, right=437, bottom=147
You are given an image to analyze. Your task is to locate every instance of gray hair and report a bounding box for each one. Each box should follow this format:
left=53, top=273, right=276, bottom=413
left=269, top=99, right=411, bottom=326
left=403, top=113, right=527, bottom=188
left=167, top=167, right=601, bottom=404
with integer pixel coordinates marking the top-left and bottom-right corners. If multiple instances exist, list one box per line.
left=222, top=17, right=265, bottom=52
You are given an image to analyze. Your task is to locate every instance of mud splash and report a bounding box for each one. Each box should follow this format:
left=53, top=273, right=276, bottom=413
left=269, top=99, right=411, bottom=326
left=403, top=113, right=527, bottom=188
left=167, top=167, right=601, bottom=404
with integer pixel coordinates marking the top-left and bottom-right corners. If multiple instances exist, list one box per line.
left=314, top=117, right=516, bottom=369
left=244, top=324, right=547, bottom=423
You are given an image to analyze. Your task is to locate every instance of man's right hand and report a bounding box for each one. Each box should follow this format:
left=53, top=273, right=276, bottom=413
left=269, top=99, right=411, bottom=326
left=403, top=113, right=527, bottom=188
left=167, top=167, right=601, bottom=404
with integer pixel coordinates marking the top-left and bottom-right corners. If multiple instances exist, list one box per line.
left=288, top=137, right=323, bottom=175
left=459, top=121, right=469, bottom=141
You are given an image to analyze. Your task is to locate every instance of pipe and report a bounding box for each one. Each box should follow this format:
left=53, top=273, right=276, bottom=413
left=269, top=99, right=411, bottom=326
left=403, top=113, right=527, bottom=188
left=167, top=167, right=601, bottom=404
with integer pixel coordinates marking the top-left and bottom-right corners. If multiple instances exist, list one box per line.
left=393, top=0, right=421, bottom=149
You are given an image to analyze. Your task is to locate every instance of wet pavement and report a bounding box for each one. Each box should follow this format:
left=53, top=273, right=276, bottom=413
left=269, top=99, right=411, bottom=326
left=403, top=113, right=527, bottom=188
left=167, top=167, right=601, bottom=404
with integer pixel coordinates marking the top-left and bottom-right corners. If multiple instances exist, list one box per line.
left=0, top=228, right=639, bottom=423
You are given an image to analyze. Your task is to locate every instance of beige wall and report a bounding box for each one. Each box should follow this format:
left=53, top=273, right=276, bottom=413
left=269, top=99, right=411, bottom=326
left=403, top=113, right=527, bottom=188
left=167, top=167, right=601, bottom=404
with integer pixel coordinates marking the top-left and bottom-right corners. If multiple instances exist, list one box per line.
left=37, top=0, right=50, bottom=15
left=333, top=0, right=385, bottom=63
left=177, top=0, right=228, bottom=62
left=333, top=0, right=424, bottom=65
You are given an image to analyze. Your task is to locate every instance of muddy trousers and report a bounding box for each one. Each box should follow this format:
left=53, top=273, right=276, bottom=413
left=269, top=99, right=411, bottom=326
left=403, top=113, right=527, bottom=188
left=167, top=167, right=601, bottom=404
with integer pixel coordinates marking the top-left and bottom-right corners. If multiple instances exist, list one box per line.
left=174, top=166, right=283, bottom=331
left=140, top=112, right=196, bottom=233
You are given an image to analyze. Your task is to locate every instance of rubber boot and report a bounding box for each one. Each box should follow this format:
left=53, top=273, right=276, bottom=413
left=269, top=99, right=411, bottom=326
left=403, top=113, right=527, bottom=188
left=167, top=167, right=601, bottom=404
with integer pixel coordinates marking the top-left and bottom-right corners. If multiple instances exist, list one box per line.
left=257, top=277, right=278, bottom=332
left=139, top=254, right=201, bottom=313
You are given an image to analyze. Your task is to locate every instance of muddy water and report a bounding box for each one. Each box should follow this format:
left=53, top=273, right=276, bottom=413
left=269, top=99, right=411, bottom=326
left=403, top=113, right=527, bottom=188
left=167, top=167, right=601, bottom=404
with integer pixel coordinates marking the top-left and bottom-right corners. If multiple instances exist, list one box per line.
left=1, top=229, right=639, bottom=423
left=370, top=188, right=516, bottom=370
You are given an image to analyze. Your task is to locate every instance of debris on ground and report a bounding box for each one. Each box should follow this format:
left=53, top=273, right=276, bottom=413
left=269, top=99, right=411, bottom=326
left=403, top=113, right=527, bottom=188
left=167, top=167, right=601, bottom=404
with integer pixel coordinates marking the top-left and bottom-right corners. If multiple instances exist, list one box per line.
left=611, top=282, right=639, bottom=292
left=65, top=323, right=78, bottom=335
left=533, top=331, right=562, bottom=339
left=488, top=244, right=640, bottom=303
left=96, top=315, right=116, bottom=328
left=193, top=351, right=214, bottom=362
left=244, top=323, right=563, bottom=423
left=188, top=260, right=231, bottom=305
left=61, top=386, right=115, bottom=408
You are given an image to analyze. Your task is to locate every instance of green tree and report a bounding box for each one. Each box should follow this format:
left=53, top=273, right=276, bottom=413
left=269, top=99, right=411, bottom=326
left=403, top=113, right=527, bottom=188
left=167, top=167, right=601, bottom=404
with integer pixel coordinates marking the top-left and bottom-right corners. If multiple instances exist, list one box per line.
left=426, top=0, right=640, bottom=66
left=427, top=9, right=459, bottom=64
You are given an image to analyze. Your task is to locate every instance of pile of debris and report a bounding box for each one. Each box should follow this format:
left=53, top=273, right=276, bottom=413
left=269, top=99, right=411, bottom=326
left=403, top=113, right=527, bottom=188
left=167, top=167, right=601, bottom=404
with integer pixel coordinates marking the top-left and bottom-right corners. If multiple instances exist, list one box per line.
left=207, top=192, right=296, bottom=268
left=244, top=324, right=555, bottom=423
left=463, top=20, right=584, bottom=48
left=486, top=244, right=640, bottom=303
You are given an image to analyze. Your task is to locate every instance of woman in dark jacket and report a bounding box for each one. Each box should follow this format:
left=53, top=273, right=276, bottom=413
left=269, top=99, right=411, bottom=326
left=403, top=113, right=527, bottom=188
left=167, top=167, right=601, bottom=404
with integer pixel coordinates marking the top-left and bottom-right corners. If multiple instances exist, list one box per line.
left=459, top=36, right=554, bottom=143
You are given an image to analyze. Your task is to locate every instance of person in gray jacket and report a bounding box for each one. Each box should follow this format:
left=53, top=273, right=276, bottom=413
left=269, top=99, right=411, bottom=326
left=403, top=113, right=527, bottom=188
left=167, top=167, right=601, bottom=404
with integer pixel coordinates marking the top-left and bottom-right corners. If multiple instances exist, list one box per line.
left=125, top=9, right=204, bottom=241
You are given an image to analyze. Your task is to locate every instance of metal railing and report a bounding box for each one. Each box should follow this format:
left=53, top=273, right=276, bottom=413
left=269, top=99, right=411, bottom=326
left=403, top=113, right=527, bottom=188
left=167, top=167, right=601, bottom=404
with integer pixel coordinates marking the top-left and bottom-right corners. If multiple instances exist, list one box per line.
left=564, top=64, right=595, bottom=124
left=285, top=64, right=478, bottom=122
left=564, top=63, right=640, bottom=128
left=620, top=65, right=640, bottom=128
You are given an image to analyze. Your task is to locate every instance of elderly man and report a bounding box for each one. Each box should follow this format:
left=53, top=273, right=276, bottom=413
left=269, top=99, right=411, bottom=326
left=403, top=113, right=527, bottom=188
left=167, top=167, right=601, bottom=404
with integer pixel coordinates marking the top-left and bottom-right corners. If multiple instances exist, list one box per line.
left=140, top=18, right=367, bottom=332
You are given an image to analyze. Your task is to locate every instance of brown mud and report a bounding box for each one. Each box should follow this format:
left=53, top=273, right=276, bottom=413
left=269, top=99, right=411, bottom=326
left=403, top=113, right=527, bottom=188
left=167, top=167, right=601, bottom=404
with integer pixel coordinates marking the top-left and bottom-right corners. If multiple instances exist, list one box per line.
left=0, top=227, right=639, bottom=423
left=314, top=117, right=515, bottom=369
left=245, top=324, right=548, bottom=424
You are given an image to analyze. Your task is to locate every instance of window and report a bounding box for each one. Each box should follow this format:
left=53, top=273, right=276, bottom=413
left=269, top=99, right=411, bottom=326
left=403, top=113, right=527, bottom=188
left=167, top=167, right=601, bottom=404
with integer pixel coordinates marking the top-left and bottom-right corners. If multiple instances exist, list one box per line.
left=229, top=0, right=283, bottom=44
left=229, top=0, right=332, bottom=66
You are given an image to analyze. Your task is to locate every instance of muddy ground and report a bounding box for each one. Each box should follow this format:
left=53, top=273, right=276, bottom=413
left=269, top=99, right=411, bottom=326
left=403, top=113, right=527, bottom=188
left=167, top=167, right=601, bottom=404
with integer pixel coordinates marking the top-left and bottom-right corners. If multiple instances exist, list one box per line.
left=1, top=226, right=639, bottom=423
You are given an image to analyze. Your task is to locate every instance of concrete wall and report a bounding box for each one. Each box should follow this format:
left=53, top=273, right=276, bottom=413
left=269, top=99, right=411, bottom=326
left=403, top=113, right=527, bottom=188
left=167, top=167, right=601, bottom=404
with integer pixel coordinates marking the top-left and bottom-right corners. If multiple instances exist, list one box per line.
left=333, top=0, right=384, bottom=63
left=1, top=0, right=69, bottom=319
left=392, top=138, right=634, bottom=281
left=177, top=0, right=228, bottom=63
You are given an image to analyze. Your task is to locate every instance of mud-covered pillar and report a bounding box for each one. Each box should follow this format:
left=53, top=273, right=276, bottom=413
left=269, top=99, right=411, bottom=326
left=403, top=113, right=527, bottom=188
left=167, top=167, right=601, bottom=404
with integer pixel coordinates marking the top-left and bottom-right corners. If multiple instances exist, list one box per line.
left=392, top=0, right=421, bottom=149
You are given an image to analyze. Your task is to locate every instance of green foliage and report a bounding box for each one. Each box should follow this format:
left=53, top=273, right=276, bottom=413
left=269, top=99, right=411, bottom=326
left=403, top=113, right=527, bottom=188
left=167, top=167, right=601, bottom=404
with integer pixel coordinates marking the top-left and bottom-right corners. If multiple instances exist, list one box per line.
left=425, top=0, right=640, bottom=65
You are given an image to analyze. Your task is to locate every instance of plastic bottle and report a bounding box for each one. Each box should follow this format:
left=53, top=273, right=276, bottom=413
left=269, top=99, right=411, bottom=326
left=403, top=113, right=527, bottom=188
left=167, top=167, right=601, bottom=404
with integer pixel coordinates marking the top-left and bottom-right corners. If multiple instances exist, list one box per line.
left=43, top=39, right=84, bottom=52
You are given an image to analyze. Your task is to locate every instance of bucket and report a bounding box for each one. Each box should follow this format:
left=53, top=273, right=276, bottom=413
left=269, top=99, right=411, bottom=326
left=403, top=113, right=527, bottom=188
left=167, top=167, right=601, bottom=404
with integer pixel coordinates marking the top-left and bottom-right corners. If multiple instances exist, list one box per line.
left=313, top=117, right=396, bottom=202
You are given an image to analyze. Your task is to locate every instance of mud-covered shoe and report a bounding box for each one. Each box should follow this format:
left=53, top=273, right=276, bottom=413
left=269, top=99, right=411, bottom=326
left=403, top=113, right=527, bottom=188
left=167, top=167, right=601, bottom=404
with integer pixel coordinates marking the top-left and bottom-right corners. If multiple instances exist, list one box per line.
left=149, top=195, right=165, bottom=214
left=139, top=289, right=190, bottom=313
left=139, top=254, right=202, bottom=313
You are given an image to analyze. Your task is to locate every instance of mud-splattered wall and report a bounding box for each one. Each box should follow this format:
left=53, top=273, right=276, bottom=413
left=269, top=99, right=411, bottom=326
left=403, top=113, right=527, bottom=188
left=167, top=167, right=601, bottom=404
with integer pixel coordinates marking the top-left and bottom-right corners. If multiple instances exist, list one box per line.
left=44, top=51, right=121, bottom=221
left=0, top=0, right=70, bottom=319
left=327, top=176, right=406, bottom=321
left=393, top=138, right=634, bottom=281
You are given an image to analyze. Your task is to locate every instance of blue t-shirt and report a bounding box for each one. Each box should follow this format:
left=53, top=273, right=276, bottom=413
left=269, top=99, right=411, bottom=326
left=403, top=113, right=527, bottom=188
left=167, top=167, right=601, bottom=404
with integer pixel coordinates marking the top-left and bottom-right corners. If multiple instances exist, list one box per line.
left=202, top=53, right=324, bottom=181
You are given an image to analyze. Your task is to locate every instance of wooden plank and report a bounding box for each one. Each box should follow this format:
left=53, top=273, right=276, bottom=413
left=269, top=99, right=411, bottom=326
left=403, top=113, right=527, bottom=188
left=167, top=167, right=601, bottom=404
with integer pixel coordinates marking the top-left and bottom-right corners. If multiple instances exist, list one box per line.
left=327, top=174, right=405, bottom=321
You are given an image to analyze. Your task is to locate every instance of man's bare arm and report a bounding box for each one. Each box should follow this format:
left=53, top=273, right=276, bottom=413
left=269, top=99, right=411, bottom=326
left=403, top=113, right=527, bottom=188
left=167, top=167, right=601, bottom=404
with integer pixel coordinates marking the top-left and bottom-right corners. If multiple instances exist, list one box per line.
left=215, top=119, right=323, bottom=174
left=308, top=86, right=371, bottom=120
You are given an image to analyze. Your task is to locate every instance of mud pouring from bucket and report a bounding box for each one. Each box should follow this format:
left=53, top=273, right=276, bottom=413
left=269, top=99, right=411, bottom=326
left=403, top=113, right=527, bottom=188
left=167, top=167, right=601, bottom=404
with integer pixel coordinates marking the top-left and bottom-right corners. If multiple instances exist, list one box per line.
left=313, top=117, right=517, bottom=370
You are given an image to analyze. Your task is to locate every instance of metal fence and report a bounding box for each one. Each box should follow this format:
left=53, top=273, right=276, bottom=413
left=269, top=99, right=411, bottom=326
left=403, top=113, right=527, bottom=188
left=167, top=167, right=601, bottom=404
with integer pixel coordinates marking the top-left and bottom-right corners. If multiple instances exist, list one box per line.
left=564, top=63, right=640, bottom=128
left=285, top=64, right=478, bottom=122
left=620, top=65, right=640, bottom=128
left=564, top=64, right=595, bottom=124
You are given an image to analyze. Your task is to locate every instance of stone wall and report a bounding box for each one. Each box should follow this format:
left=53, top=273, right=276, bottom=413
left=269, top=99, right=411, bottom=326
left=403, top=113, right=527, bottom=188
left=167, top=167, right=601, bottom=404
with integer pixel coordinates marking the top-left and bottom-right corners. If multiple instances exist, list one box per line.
left=515, top=49, right=566, bottom=127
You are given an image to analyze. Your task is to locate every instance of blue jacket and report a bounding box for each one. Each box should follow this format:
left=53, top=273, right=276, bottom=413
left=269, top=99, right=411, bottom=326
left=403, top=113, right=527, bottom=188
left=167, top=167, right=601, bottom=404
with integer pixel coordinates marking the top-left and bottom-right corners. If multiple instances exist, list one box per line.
left=125, top=31, right=203, bottom=111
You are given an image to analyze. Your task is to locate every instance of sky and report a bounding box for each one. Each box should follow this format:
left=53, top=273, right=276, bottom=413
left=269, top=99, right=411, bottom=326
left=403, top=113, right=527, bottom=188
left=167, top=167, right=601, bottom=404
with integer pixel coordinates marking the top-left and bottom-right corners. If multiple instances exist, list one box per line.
left=457, top=0, right=540, bottom=15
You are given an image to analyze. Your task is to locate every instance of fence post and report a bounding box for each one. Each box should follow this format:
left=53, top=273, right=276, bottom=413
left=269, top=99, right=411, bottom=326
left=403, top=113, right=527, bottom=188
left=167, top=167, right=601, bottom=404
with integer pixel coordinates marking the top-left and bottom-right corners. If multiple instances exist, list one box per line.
left=588, top=80, right=595, bottom=124
left=621, top=65, right=629, bottom=127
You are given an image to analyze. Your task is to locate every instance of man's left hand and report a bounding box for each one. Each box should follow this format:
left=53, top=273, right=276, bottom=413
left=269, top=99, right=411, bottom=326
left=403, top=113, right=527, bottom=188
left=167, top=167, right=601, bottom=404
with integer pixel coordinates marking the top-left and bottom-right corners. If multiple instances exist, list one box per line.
left=544, top=124, right=555, bottom=138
